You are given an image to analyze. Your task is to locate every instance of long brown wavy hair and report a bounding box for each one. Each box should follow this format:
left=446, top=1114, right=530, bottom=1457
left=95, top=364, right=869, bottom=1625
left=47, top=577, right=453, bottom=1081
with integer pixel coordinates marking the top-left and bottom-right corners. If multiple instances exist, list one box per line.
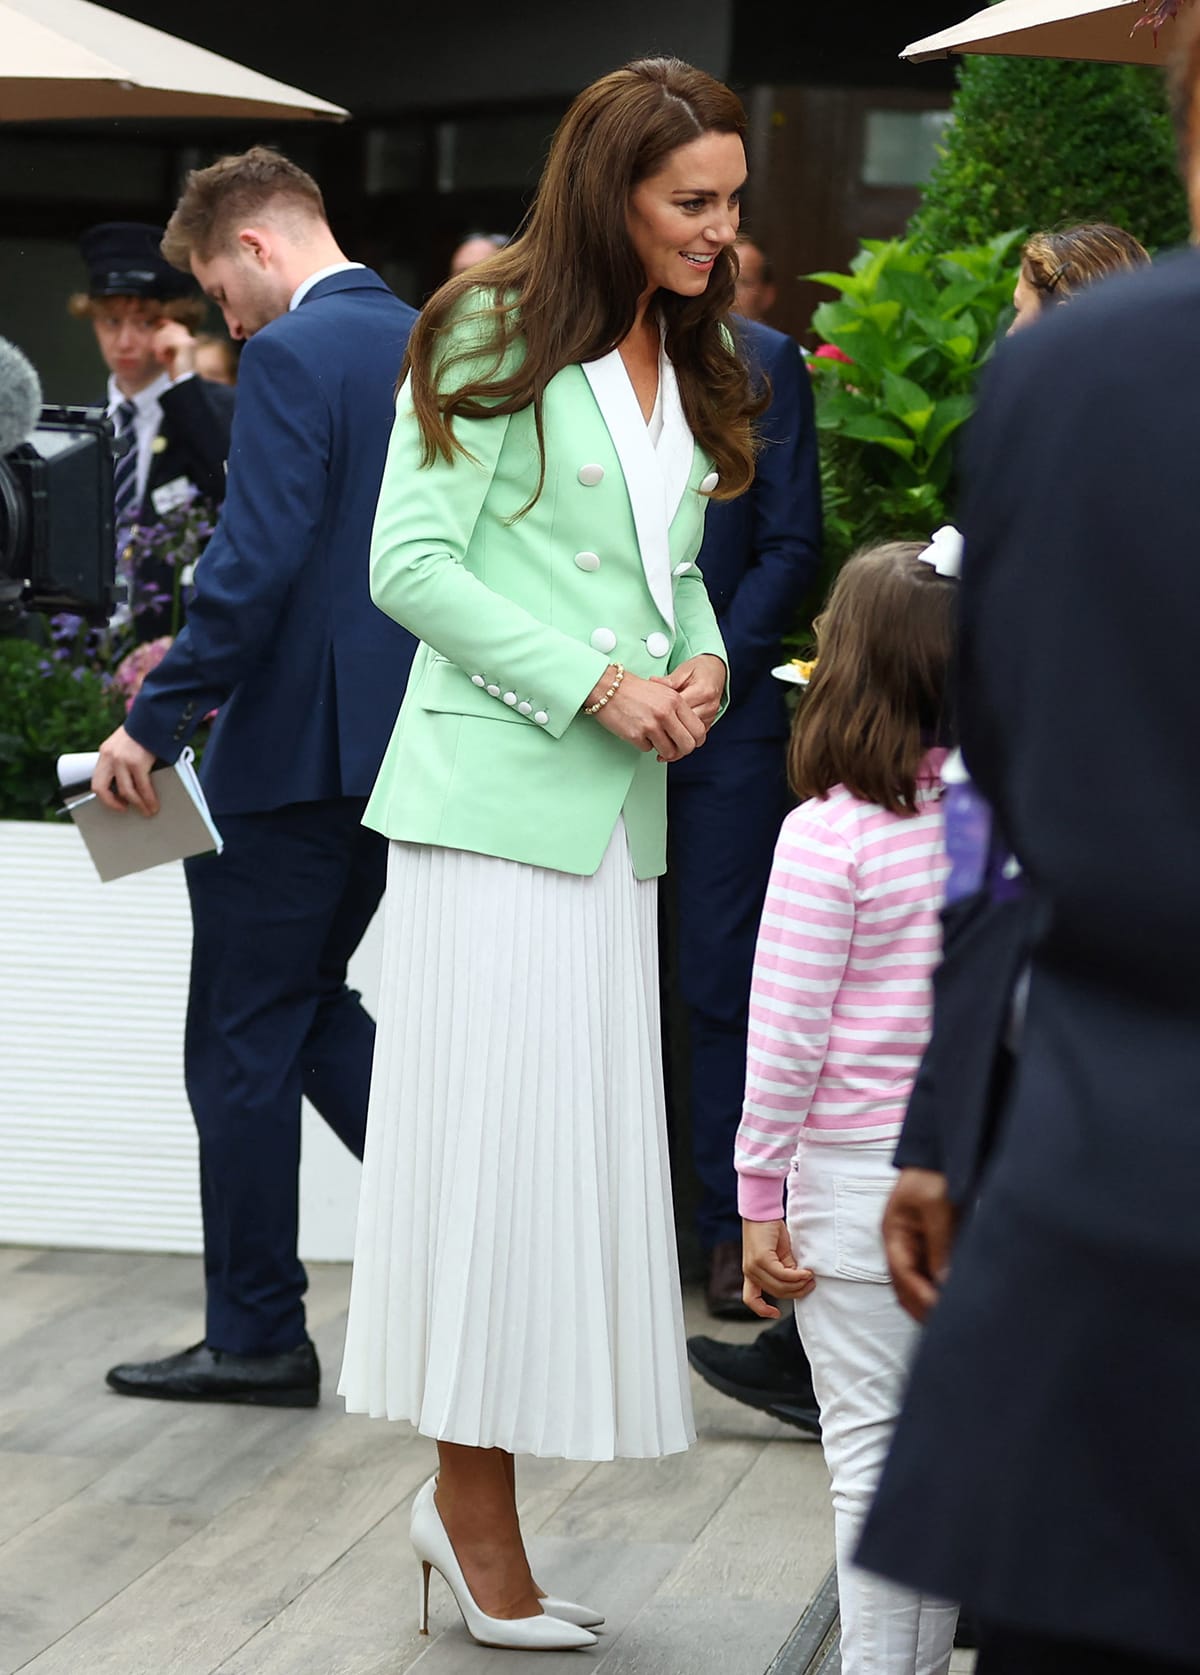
left=404, top=57, right=764, bottom=510
left=789, top=543, right=957, bottom=817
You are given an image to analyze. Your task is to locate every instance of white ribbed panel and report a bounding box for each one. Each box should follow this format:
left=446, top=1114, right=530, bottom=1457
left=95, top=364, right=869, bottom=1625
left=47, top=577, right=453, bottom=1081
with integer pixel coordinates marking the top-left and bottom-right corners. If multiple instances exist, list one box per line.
left=0, top=823, right=374, bottom=1260
left=338, top=823, right=695, bottom=1461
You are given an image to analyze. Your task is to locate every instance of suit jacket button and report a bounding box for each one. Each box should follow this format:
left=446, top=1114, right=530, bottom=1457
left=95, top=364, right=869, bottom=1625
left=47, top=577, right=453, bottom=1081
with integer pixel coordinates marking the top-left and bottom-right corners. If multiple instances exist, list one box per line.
left=673, top=560, right=695, bottom=577
left=699, top=470, right=720, bottom=494
left=590, top=627, right=617, bottom=655
left=518, top=701, right=533, bottom=716
left=502, top=691, right=518, bottom=705
left=486, top=684, right=501, bottom=697
left=534, top=711, right=549, bottom=726
left=574, top=550, right=601, bottom=571
left=646, top=631, right=670, bottom=659
left=577, top=463, right=605, bottom=486
left=471, top=674, right=486, bottom=687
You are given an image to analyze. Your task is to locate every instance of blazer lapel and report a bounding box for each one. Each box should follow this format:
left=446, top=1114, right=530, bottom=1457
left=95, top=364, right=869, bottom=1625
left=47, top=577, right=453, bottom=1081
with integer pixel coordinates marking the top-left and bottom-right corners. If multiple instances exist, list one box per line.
left=580, top=350, right=674, bottom=629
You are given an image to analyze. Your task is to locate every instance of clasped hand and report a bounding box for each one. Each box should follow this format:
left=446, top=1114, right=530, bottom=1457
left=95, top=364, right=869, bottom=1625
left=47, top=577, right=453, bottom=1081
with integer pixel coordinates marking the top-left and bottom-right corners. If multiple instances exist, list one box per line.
left=591, top=654, right=725, bottom=762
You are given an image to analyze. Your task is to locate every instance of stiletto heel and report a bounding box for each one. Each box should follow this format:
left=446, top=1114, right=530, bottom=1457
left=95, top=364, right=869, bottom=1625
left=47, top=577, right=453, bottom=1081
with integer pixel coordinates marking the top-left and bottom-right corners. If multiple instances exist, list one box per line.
left=419, top=1560, right=431, bottom=1634
left=409, top=1475, right=597, bottom=1651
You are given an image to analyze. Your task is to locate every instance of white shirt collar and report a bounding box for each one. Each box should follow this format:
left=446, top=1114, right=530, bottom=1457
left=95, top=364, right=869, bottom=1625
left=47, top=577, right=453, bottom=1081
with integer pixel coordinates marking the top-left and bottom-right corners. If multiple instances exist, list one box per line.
left=106, top=369, right=171, bottom=417
left=289, top=261, right=365, bottom=312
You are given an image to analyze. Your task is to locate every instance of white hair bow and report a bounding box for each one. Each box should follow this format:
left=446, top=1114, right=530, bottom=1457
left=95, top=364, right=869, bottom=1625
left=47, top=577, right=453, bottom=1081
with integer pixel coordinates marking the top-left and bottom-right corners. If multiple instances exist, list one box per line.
left=918, top=525, right=963, bottom=579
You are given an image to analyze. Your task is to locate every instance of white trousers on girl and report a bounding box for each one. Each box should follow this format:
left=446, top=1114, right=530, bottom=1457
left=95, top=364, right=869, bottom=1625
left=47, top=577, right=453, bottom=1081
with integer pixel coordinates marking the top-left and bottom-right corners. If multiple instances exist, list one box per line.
left=789, top=1137, right=958, bottom=1675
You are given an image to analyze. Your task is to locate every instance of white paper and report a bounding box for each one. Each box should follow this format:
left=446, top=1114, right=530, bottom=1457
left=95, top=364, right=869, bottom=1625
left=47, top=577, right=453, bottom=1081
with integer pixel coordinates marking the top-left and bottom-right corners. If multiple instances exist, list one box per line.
left=57, top=747, right=223, bottom=881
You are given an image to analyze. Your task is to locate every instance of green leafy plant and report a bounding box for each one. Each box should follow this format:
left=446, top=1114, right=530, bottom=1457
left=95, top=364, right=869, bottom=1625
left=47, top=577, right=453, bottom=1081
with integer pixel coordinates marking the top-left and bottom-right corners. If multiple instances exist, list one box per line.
left=804, top=232, right=1020, bottom=593
left=0, top=637, right=125, bottom=822
left=908, top=53, right=1189, bottom=255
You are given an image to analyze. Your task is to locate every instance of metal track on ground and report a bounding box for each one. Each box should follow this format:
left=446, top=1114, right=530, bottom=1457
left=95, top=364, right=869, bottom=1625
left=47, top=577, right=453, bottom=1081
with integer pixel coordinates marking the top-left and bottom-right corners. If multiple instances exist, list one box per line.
left=765, top=1567, right=840, bottom=1675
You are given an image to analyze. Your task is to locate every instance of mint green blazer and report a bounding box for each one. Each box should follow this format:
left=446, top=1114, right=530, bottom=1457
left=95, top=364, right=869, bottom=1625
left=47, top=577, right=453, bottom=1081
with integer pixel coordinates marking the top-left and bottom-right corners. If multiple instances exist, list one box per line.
left=364, top=317, right=729, bottom=879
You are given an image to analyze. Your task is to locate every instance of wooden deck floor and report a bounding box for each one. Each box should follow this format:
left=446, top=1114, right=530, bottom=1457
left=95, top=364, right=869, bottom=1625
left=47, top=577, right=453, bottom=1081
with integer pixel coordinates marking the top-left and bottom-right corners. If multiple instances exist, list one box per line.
left=0, top=1246, right=845, bottom=1674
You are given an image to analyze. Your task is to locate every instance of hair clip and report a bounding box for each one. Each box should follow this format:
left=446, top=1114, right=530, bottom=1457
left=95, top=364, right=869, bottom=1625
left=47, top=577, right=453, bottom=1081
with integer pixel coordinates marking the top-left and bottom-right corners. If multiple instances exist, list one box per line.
left=917, top=525, right=963, bottom=579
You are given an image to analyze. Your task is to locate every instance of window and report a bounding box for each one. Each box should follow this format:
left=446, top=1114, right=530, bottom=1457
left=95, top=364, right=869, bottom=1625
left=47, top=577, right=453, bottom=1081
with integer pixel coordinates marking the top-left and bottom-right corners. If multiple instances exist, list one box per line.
left=862, top=110, right=951, bottom=188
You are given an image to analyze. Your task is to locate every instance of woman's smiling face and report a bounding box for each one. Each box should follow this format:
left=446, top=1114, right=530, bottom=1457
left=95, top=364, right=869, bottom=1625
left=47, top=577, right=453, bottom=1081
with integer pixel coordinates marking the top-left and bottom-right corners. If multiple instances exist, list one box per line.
left=626, top=130, right=747, bottom=300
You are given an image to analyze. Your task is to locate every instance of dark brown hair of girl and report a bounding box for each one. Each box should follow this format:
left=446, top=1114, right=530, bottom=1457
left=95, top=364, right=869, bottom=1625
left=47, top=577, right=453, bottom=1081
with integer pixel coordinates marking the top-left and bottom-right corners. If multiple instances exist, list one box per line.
left=403, top=56, right=765, bottom=510
left=789, top=543, right=958, bottom=818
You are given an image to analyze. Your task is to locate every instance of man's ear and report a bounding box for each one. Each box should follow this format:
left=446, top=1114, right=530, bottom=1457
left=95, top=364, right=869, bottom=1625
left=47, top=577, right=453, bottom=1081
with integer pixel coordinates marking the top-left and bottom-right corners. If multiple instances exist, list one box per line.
left=236, top=227, right=271, bottom=268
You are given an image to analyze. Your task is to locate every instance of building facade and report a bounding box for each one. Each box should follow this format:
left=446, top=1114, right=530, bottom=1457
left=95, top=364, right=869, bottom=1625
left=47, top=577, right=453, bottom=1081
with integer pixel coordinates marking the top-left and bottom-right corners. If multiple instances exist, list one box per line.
left=0, top=1, right=960, bottom=399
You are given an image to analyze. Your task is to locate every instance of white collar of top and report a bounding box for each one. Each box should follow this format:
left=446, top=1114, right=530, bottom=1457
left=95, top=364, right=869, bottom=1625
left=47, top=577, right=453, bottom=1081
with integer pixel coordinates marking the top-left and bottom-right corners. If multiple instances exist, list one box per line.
left=289, top=261, right=365, bottom=312
left=918, top=525, right=963, bottom=578
left=107, top=369, right=172, bottom=418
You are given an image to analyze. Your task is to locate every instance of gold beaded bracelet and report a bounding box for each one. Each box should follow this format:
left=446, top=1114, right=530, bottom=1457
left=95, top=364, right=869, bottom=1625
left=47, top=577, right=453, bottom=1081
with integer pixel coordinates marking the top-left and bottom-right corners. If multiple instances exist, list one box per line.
left=583, top=662, right=625, bottom=716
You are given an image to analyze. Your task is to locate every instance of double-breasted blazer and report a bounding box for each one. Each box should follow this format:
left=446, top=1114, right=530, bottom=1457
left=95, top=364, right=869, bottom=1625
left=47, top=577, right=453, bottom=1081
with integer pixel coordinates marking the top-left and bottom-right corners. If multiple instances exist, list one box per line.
left=365, top=308, right=729, bottom=879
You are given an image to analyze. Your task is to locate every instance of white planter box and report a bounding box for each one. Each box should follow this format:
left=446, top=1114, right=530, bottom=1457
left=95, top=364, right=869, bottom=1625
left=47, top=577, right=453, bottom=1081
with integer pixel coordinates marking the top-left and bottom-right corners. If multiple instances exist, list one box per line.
left=0, top=821, right=377, bottom=1261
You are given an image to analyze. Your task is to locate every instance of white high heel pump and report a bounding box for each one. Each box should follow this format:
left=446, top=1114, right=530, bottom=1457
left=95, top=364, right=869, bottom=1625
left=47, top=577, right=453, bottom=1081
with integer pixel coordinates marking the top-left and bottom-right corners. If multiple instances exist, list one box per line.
left=540, top=1596, right=606, bottom=1630
left=411, top=1475, right=597, bottom=1651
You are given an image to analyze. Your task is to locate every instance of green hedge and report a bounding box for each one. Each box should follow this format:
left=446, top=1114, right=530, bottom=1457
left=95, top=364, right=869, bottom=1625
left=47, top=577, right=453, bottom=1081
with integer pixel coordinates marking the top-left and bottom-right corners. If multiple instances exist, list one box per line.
left=0, top=637, right=124, bottom=822
left=909, top=54, right=1189, bottom=254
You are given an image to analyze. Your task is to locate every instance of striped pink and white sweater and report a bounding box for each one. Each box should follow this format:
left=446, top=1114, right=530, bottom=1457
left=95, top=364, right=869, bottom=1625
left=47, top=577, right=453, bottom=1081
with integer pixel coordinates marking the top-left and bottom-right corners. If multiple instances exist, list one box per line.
left=735, top=752, right=949, bottom=1223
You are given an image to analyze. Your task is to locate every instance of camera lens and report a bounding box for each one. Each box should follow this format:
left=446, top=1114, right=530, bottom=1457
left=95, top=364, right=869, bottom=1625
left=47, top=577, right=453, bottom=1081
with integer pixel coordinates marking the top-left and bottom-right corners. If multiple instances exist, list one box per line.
left=0, top=455, right=29, bottom=580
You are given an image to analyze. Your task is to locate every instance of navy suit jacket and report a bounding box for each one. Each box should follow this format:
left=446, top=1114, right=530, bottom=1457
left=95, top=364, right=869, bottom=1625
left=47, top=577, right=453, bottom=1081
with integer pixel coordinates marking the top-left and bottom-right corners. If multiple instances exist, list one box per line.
left=678, top=316, right=820, bottom=762
left=860, top=251, right=1200, bottom=1662
left=126, top=269, right=419, bottom=816
left=130, top=375, right=235, bottom=641
left=139, top=375, right=235, bottom=521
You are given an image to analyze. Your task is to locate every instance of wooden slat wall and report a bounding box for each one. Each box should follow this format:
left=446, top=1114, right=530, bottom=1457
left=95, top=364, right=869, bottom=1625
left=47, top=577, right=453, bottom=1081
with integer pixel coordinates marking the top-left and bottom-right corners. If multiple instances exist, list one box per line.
left=0, top=822, right=372, bottom=1260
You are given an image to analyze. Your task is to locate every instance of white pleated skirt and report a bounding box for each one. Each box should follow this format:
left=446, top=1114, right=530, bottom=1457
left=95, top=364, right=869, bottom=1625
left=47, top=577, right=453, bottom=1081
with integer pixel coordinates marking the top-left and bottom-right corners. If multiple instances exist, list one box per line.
left=337, top=820, right=696, bottom=1461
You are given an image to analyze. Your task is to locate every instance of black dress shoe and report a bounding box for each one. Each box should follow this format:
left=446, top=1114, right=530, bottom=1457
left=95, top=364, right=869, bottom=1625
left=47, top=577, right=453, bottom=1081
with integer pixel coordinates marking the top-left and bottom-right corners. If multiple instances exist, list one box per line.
left=687, top=1323, right=821, bottom=1438
left=106, top=1339, right=320, bottom=1407
left=705, top=1238, right=756, bottom=1320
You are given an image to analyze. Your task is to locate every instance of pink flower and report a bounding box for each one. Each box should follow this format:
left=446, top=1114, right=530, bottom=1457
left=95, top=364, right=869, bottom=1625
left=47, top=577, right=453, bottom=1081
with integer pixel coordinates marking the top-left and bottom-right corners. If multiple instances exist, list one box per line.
left=813, top=343, right=854, bottom=365
left=113, top=636, right=174, bottom=712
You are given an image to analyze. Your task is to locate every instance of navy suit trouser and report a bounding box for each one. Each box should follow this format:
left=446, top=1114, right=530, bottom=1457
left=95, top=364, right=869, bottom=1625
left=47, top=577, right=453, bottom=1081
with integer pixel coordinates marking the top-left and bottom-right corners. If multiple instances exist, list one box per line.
left=667, top=736, right=791, bottom=1250
left=184, top=797, right=385, bottom=1356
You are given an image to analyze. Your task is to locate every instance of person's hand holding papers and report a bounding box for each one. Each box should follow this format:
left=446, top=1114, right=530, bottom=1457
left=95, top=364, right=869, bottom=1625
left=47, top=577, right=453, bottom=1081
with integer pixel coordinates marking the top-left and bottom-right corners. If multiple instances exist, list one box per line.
left=92, top=725, right=160, bottom=816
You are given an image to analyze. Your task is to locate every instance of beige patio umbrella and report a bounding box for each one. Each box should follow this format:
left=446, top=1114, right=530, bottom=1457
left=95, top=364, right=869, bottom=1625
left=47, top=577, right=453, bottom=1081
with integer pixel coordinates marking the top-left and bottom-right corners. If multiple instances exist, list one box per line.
left=1, top=0, right=348, bottom=122
left=902, top=0, right=1194, bottom=66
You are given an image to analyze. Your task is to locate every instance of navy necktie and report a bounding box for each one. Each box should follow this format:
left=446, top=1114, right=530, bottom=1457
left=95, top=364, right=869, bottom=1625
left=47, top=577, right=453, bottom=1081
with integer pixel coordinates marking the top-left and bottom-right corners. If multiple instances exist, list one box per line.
left=112, top=399, right=138, bottom=542
left=110, top=399, right=140, bottom=622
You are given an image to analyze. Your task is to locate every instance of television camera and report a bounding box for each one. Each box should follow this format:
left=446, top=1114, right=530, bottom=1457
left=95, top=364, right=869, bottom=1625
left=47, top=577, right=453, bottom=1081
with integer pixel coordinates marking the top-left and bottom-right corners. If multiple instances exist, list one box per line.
left=0, top=336, right=120, bottom=629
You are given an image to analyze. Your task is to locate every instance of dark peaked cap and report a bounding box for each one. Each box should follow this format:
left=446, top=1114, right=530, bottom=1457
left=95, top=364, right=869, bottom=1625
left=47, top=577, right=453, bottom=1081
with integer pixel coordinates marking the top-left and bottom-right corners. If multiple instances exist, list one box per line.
left=80, top=222, right=195, bottom=301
